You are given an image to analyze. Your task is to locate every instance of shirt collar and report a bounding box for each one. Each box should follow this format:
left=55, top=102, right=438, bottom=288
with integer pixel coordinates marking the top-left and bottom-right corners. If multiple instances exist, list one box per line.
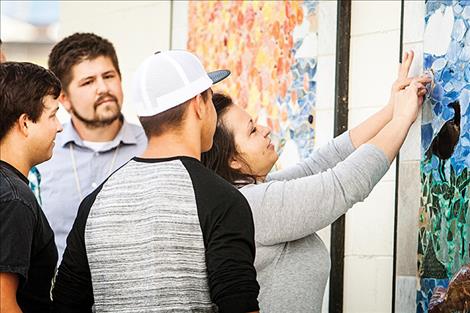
left=58, top=117, right=139, bottom=151
left=0, top=160, right=29, bottom=184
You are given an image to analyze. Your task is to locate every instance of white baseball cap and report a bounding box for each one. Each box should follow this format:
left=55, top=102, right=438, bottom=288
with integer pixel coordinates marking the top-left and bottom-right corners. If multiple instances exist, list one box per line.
left=132, top=50, right=230, bottom=117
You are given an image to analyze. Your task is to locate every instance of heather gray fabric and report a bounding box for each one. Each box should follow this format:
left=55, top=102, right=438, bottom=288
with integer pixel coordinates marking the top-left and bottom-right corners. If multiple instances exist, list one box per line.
left=37, top=119, right=147, bottom=261
left=240, top=131, right=390, bottom=312
left=85, top=159, right=213, bottom=312
left=53, top=156, right=259, bottom=312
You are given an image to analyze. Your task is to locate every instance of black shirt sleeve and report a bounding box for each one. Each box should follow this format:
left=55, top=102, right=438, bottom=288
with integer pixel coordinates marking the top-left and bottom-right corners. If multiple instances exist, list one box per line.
left=0, top=199, right=36, bottom=282
left=184, top=159, right=260, bottom=313
left=52, top=189, right=99, bottom=313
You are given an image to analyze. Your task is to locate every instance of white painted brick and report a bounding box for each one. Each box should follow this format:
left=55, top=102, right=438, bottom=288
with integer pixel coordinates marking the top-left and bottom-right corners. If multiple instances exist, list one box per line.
left=318, top=0, right=338, bottom=56
left=172, top=1, right=189, bottom=49
left=402, top=42, right=424, bottom=77
left=344, top=256, right=393, bottom=313
left=315, top=108, right=335, bottom=147
left=348, top=107, right=382, bottom=127
left=351, top=0, right=401, bottom=36
left=317, top=55, right=336, bottom=110
left=345, top=181, right=395, bottom=256
left=403, top=0, right=425, bottom=44
left=349, top=31, right=401, bottom=109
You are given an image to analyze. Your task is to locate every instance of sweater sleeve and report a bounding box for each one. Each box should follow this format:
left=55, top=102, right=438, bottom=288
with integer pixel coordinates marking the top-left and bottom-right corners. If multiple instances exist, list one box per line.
left=241, top=144, right=390, bottom=246
left=204, top=195, right=260, bottom=312
left=267, top=131, right=355, bottom=181
left=52, top=189, right=98, bottom=313
left=184, top=160, right=260, bottom=313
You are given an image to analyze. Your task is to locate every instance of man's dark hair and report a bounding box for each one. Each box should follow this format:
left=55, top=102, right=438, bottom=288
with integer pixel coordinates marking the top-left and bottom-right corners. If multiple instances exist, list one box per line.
left=139, top=89, right=210, bottom=138
left=48, top=32, right=121, bottom=91
left=0, top=62, right=61, bottom=140
left=201, top=93, right=257, bottom=186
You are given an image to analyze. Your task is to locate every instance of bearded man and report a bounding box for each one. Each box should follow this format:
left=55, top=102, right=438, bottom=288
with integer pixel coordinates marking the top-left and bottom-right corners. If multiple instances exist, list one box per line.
left=37, top=33, right=147, bottom=261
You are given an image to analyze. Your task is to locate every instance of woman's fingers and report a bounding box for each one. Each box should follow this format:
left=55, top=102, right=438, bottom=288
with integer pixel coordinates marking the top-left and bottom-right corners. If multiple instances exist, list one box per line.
left=416, top=75, right=432, bottom=83
left=404, top=78, right=429, bottom=100
left=418, top=89, right=427, bottom=97
left=393, top=50, right=425, bottom=92
left=398, top=50, right=414, bottom=79
left=396, top=74, right=431, bottom=92
left=394, top=77, right=413, bottom=90
left=394, top=75, right=430, bottom=90
left=390, top=50, right=431, bottom=107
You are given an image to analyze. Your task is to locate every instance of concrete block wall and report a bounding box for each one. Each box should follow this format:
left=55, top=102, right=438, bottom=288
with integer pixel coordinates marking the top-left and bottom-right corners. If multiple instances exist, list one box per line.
left=344, top=1, right=401, bottom=312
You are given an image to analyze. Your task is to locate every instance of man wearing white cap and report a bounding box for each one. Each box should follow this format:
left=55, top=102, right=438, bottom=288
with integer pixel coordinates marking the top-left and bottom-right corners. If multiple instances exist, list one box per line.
left=52, top=50, right=260, bottom=313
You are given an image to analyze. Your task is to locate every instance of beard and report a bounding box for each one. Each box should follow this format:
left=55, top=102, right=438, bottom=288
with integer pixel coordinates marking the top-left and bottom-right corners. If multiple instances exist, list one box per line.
left=71, top=93, right=122, bottom=128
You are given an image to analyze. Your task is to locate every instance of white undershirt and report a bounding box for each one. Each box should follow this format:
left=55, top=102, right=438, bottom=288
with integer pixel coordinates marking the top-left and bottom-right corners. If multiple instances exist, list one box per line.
left=82, top=140, right=113, bottom=152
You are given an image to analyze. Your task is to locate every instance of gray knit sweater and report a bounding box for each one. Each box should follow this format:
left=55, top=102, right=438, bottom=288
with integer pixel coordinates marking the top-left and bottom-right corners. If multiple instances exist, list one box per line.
left=240, top=131, right=390, bottom=312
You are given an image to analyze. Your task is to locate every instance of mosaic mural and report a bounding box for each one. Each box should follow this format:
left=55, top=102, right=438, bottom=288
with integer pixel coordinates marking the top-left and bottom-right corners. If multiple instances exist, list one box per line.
left=418, top=1, right=470, bottom=312
left=188, top=0, right=318, bottom=161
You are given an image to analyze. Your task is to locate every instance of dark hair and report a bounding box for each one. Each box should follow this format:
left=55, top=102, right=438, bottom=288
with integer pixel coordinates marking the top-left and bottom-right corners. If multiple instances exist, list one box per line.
left=139, top=89, right=210, bottom=138
left=201, top=93, right=256, bottom=187
left=48, top=32, right=121, bottom=90
left=0, top=62, right=61, bottom=140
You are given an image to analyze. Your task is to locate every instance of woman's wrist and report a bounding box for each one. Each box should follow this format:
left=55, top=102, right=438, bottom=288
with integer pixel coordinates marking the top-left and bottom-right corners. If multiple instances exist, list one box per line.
left=384, top=100, right=394, bottom=121
left=390, top=115, right=413, bottom=129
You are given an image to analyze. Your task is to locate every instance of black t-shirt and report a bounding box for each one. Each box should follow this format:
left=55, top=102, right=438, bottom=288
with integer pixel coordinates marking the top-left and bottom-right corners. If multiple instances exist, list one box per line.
left=0, top=161, right=58, bottom=313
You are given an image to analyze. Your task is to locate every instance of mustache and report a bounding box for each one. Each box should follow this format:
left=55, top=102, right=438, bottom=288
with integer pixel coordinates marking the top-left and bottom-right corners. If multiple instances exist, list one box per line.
left=94, top=93, right=118, bottom=109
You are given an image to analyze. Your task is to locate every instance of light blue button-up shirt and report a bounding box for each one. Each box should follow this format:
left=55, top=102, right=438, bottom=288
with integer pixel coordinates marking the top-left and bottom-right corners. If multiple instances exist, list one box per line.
left=37, top=119, right=147, bottom=261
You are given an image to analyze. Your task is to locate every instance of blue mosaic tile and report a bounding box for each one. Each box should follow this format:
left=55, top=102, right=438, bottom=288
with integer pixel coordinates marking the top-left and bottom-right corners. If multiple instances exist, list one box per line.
left=424, top=14, right=470, bottom=174
left=417, top=278, right=449, bottom=313
left=452, top=18, right=467, bottom=41
left=463, top=2, right=470, bottom=15
left=420, top=1, right=470, bottom=311
left=454, top=3, right=464, bottom=15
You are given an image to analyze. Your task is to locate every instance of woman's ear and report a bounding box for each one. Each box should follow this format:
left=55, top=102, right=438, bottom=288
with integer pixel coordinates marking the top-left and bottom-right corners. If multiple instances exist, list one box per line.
left=230, top=157, right=243, bottom=170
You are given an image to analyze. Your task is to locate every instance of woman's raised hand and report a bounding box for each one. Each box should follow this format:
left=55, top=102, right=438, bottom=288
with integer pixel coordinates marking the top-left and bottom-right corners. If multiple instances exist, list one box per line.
left=388, top=50, right=431, bottom=108
left=392, top=77, right=428, bottom=125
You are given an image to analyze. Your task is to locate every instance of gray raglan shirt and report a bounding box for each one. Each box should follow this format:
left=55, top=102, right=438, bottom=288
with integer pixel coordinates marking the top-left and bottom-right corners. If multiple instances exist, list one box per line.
left=240, top=131, right=390, bottom=312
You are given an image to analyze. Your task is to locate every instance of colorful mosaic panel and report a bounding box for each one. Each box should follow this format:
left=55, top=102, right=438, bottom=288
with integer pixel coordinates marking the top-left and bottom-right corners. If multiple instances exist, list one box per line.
left=188, top=0, right=318, bottom=160
left=419, top=1, right=470, bottom=311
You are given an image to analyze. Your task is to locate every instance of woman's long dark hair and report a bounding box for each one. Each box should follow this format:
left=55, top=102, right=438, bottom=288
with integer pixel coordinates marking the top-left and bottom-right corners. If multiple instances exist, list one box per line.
left=201, top=93, right=257, bottom=187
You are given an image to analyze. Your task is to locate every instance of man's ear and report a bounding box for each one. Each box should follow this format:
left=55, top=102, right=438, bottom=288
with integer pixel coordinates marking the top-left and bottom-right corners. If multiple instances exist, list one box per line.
left=59, top=91, right=72, bottom=113
left=192, top=94, right=206, bottom=120
left=17, top=113, right=31, bottom=137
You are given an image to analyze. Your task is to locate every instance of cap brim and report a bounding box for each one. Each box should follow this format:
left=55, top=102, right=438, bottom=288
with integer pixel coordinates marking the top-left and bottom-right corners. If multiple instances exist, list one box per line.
left=208, top=69, right=230, bottom=84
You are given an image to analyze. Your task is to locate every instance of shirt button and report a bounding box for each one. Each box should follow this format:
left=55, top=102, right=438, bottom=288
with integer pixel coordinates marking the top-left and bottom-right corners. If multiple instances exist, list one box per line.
left=93, top=152, right=99, bottom=157
left=91, top=182, right=97, bottom=188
